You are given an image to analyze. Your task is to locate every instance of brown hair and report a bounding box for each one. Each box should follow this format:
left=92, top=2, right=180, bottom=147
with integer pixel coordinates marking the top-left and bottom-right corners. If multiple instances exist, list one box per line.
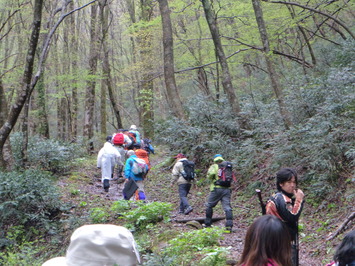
left=238, top=215, right=292, bottom=266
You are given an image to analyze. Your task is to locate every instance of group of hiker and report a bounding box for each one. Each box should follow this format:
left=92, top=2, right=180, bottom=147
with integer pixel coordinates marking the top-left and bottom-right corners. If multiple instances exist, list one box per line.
left=96, top=126, right=354, bottom=266
left=171, top=152, right=306, bottom=265
left=97, top=125, right=154, bottom=198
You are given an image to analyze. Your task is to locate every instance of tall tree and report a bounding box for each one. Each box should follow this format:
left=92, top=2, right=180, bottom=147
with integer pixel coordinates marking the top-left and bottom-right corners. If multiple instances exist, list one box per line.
left=201, top=0, right=241, bottom=114
left=252, top=0, right=292, bottom=129
left=83, top=2, right=100, bottom=152
left=158, top=0, right=185, bottom=120
left=0, top=0, right=44, bottom=167
left=136, top=0, right=155, bottom=138
left=99, top=0, right=123, bottom=130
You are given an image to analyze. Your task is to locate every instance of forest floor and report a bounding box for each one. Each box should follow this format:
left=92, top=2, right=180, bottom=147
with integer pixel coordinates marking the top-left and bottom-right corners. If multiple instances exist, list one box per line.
left=57, top=147, right=354, bottom=266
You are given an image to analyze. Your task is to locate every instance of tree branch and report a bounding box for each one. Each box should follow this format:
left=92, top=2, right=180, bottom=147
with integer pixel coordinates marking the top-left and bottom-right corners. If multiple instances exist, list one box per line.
left=265, top=0, right=355, bottom=39
left=30, top=0, right=98, bottom=92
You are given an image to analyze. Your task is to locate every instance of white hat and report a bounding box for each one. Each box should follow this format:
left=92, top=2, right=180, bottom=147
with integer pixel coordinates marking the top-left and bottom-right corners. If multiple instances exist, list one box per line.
left=130, top=125, right=137, bottom=130
left=42, top=224, right=140, bottom=266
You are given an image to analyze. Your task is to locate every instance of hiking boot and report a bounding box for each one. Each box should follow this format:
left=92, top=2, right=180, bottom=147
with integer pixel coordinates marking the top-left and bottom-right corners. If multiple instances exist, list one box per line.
left=178, top=210, right=184, bottom=214
left=184, top=206, right=193, bottom=215
left=103, top=179, right=110, bottom=192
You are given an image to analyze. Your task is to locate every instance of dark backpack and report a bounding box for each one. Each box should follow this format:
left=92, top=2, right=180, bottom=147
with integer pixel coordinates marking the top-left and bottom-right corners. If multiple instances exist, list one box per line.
left=112, top=133, right=124, bottom=145
left=215, top=161, right=236, bottom=187
left=181, top=160, right=195, bottom=181
left=143, top=138, right=154, bottom=154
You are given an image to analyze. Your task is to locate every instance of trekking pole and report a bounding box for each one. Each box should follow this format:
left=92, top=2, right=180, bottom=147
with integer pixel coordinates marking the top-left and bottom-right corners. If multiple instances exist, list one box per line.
left=255, top=189, right=266, bottom=215
left=295, top=222, right=300, bottom=266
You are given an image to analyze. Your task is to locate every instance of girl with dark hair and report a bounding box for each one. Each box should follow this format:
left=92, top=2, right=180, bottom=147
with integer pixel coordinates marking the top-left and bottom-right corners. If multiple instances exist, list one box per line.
left=266, top=168, right=305, bottom=265
left=238, top=215, right=292, bottom=266
left=326, top=230, right=355, bottom=266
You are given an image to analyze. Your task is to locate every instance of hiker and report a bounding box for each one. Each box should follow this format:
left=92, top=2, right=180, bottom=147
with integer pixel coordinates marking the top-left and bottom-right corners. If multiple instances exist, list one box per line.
left=133, top=143, right=151, bottom=173
left=129, top=125, right=141, bottom=145
left=238, top=215, right=293, bottom=266
left=142, top=138, right=155, bottom=155
left=325, top=230, right=355, bottom=266
left=123, top=129, right=136, bottom=150
left=97, top=136, right=121, bottom=192
left=204, top=154, right=234, bottom=232
left=42, top=224, right=140, bottom=266
left=266, top=168, right=305, bottom=266
left=112, top=129, right=132, bottom=178
left=124, top=150, right=148, bottom=200
left=170, top=153, right=194, bottom=215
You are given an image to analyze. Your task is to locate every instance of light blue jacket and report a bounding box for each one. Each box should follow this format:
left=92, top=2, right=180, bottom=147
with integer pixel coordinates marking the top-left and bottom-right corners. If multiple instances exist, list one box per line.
left=124, top=154, right=146, bottom=181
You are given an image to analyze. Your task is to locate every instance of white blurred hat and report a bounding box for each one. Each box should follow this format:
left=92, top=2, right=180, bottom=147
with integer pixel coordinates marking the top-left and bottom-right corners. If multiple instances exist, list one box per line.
left=42, top=224, right=140, bottom=266
left=130, top=125, right=137, bottom=130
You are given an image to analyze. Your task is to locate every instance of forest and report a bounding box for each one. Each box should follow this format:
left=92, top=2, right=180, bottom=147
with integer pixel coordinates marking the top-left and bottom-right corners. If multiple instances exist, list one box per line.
left=0, top=0, right=354, bottom=265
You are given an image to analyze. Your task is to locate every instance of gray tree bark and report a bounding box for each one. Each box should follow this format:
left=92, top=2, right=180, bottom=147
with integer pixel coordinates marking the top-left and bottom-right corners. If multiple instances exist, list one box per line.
left=158, top=0, right=185, bottom=120
left=201, top=0, right=241, bottom=114
left=252, top=0, right=292, bottom=129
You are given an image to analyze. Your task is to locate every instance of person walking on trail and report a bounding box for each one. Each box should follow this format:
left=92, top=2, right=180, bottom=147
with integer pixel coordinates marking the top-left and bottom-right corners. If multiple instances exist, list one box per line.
left=124, top=150, right=148, bottom=200
left=266, top=168, right=305, bottom=266
left=112, top=129, right=132, bottom=178
left=238, top=215, right=293, bottom=266
left=129, top=125, right=141, bottom=145
left=170, top=153, right=194, bottom=215
left=204, top=154, right=234, bottom=232
left=133, top=143, right=151, bottom=173
left=97, top=136, right=121, bottom=192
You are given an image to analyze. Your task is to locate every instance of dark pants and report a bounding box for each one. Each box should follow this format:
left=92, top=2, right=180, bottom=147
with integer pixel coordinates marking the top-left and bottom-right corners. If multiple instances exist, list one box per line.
left=205, top=188, right=233, bottom=228
left=178, top=183, right=192, bottom=212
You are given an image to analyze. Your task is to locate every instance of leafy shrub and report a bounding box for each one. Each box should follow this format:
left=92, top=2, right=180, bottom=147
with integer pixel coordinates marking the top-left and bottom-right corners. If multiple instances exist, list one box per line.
left=110, top=200, right=131, bottom=214
left=10, top=133, right=87, bottom=173
left=89, top=207, right=110, bottom=223
left=0, top=170, right=64, bottom=239
left=163, top=227, right=226, bottom=264
left=121, top=201, right=172, bottom=231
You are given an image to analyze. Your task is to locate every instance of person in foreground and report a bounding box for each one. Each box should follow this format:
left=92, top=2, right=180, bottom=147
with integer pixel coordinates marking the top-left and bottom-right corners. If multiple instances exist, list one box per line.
left=266, top=167, right=304, bottom=265
left=238, top=215, right=292, bottom=266
left=42, top=224, right=140, bottom=266
left=325, top=230, right=355, bottom=266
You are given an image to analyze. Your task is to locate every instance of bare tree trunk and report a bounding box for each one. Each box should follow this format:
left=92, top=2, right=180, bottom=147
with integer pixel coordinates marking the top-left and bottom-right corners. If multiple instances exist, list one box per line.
left=158, top=0, right=185, bottom=120
left=84, top=3, right=99, bottom=152
left=201, top=0, right=241, bottom=114
left=0, top=0, right=43, bottom=166
left=70, top=0, right=78, bottom=141
left=99, top=0, right=122, bottom=130
left=0, top=79, right=14, bottom=170
left=136, top=0, right=155, bottom=138
left=252, top=0, right=292, bottom=129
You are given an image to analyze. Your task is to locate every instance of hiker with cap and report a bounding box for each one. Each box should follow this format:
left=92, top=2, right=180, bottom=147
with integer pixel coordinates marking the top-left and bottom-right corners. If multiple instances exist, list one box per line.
left=133, top=143, right=151, bottom=173
left=42, top=224, right=141, bottom=266
left=97, top=136, right=121, bottom=192
left=170, top=153, right=194, bottom=215
left=204, top=154, right=234, bottom=232
left=129, top=125, right=141, bottom=145
left=112, top=129, right=132, bottom=177
left=123, top=150, right=148, bottom=200
left=266, top=167, right=305, bottom=266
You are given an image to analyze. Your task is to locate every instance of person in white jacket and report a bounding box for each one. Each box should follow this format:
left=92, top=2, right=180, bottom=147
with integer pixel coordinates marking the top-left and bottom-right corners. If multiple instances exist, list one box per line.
left=97, top=136, right=121, bottom=192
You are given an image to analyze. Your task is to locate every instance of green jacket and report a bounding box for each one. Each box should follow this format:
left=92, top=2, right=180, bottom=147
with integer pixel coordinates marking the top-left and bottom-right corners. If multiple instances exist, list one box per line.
left=207, top=157, right=226, bottom=191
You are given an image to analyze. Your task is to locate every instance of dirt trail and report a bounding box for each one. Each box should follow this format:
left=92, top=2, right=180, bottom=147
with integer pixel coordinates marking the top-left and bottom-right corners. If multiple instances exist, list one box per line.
left=72, top=153, right=347, bottom=266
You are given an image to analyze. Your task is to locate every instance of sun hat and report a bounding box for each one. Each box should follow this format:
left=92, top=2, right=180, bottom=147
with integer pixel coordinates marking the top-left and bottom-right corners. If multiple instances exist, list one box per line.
left=130, top=125, right=137, bottom=130
left=174, top=153, right=186, bottom=159
left=42, top=224, right=140, bottom=266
